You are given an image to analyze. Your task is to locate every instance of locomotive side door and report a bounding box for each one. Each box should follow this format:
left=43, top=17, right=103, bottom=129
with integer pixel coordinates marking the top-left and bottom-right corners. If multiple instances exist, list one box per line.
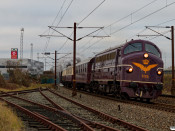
left=114, top=49, right=121, bottom=91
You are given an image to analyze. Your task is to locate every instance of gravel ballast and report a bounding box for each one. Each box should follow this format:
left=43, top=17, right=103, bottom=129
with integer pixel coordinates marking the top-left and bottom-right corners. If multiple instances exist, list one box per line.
left=52, top=87, right=175, bottom=131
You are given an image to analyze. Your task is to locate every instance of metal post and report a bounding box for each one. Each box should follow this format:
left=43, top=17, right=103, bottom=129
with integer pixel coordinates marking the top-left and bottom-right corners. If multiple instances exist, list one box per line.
left=55, top=50, right=57, bottom=87
left=171, top=26, right=175, bottom=95
left=72, top=22, right=77, bottom=96
left=45, top=58, right=46, bottom=71
left=37, top=53, right=39, bottom=61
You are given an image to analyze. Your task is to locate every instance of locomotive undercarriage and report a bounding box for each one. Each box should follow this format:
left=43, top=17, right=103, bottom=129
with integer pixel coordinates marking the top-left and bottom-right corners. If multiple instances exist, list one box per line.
left=74, top=80, right=162, bottom=101
left=63, top=79, right=162, bottom=101
left=121, top=82, right=162, bottom=100
left=87, top=81, right=122, bottom=97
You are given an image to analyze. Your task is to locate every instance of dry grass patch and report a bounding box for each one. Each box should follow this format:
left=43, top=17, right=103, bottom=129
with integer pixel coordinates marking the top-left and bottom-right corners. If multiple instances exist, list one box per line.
left=0, top=83, right=53, bottom=92
left=163, top=74, right=171, bottom=95
left=0, top=102, right=23, bottom=131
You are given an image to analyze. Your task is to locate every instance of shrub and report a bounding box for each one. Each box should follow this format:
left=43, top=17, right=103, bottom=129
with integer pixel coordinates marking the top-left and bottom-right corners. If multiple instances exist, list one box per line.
left=8, top=69, right=31, bottom=87
left=0, top=74, right=6, bottom=87
left=163, top=74, right=171, bottom=94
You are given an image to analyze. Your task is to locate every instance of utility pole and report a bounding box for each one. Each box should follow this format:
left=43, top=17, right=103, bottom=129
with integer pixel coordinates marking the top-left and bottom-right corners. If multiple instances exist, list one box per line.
left=20, top=28, right=24, bottom=63
left=47, top=23, right=106, bottom=96
left=30, top=43, right=33, bottom=71
left=42, top=51, right=70, bottom=86
left=171, top=26, right=175, bottom=95
left=72, top=22, right=77, bottom=96
left=45, top=58, right=46, bottom=71
left=55, top=50, right=57, bottom=87
left=37, top=53, right=39, bottom=61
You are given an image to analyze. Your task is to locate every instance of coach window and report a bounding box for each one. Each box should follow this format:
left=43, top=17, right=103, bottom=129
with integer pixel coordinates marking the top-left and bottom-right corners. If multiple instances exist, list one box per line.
left=145, top=43, right=160, bottom=57
left=124, top=43, right=142, bottom=54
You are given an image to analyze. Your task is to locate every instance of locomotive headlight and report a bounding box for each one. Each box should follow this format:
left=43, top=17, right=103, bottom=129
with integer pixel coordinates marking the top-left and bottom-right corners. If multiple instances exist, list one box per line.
left=157, top=70, right=162, bottom=75
left=144, top=53, right=149, bottom=58
left=128, top=67, right=133, bottom=73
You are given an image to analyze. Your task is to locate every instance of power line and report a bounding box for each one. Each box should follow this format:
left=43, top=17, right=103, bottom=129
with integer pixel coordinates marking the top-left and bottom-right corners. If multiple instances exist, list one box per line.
left=40, top=0, right=67, bottom=36
left=111, top=1, right=175, bottom=35
left=79, top=38, right=104, bottom=54
left=56, top=0, right=74, bottom=26
left=157, top=18, right=175, bottom=26
left=55, top=0, right=106, bottom=53
left=148, top=30, right=171, bottom=40
left=82, top=1, right=175, bottom=54
left=106, top=0, right=159, bottom=29
left=125, top=18, right=175, bottom=42
left=78, top=0, right=106, bottom=25
left=42, top=0, right=74, bottom=53
left=51, top=0, right=67, bottom=26
left=77, top=0, right=160, bottom=54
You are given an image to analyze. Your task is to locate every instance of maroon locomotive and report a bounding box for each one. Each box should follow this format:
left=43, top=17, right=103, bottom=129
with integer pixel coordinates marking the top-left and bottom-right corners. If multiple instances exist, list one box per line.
left=61, top=39, right=163, bottom=101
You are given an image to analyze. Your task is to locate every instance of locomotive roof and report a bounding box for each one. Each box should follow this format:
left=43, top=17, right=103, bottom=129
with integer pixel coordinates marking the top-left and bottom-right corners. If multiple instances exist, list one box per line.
left=95, top=43, right=124, bottom=56
left=95, top=39, right=154, bottom=56
left=62, top=58, right=92, bottom=70
left=76, top=58, right=92, bottom=66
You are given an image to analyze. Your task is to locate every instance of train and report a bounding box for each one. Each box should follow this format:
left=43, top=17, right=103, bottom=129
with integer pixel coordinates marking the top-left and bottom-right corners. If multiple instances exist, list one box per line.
left=60, top=39, right=163, bottom=101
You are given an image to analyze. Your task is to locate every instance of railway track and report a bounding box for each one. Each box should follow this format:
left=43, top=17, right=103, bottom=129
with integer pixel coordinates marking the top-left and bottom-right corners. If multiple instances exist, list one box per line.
left=61, top=86, right=175, bottom=113
left=0, top=88, right=47, bottom=97
left=0, top=88, right=147, bottom=131
left=41, top=88, right=147, bottom=131
left=160, top=94, right=175, bottom=99
left=1, top=92, right=83, bottom=131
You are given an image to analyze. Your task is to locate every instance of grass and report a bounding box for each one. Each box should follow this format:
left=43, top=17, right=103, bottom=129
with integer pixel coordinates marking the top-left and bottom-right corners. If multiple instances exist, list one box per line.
left=0, top=83, right=54, bottom=131
left=163, top=74, right=172, bottom=95
left=0, top=102, right=23, bottom=131
left=0, top=83, right=53, bottom=92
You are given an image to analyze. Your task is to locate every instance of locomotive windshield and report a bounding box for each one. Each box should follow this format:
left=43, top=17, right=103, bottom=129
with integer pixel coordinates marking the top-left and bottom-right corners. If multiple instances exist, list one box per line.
left=145, top=43, right=160, bottom=57
left=124, top=43, right=142, bottom=54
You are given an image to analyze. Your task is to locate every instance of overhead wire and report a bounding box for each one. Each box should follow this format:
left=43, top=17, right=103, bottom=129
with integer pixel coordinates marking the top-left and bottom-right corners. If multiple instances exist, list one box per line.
left=80, top=1, right=175, bottom=55
left=77, top=0, right=160, bottom=54
left=42, top=0, right=67, bottom=53
left=111, top=1, right=175, bottom=35
left=56, top=0, right=106, bottom=53
left=124, top=18, right=175, bottom=42
left=78, top=0, right=106, bottom=25
left=148, top=30, right=171, bottom=40
left=106, top=0, right=159, bottom=29
left=43, top=0, right=74, bottom=53
left=134, top=18, right=175, bottom=41
left=41, top=0, right=74, bottom=70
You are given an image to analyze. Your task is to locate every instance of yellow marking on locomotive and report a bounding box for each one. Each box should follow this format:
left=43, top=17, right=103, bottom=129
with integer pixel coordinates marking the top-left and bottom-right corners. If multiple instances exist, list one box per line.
left=142, top=59, right=149, bottom=65
left=132, top=62, right=158, bottom=74
left=142, top=74, right=149, bottom=79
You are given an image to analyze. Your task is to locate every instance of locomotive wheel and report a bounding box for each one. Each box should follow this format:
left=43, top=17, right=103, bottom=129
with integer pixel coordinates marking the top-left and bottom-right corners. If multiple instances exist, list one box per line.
left=89, top=83, right=94, bottom=92
left=89, top=88, right=93, bottom=92
left=146, top=98, right=150, bottom=103
left=94, top=83, right=99, bottom=93
left=121, top=93, right=130, bottom=100
left=140, top=98, right=143, bottom=101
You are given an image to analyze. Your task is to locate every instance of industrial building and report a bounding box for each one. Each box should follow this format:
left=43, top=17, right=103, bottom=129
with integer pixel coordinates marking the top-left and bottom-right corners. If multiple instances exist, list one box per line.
left=0, top=58, right=44, bottom=76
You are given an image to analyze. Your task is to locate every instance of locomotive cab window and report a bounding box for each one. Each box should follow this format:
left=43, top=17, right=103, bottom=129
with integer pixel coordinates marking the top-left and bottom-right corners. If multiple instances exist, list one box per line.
left=124, top=43, right=142, bottom=54
left=145, top=43, right=160, bottom=57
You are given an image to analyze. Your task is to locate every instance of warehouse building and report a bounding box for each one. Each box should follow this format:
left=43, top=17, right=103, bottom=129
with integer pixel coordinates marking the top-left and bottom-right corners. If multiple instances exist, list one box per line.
left=0, top=58, right=44, bottom=76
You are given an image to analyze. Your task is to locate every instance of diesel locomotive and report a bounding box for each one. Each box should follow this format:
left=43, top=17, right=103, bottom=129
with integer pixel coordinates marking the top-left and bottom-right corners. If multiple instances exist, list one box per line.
left=61, top=39, right=163, bottom=101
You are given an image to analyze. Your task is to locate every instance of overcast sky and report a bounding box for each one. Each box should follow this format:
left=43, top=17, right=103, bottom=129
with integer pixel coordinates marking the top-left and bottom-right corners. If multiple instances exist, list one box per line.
left=0, top=0, right=175, bottom=70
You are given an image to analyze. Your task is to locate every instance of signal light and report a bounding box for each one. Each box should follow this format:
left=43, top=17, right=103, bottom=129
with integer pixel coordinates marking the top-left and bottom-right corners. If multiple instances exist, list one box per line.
left=144, top=53, right=149, bottom=58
